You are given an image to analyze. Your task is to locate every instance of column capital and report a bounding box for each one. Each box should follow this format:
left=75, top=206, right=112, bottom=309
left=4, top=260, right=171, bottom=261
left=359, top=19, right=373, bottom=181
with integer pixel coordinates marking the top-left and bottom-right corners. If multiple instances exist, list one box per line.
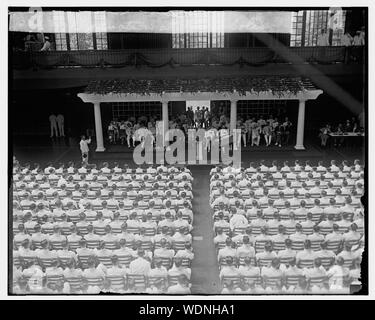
left=298, top=98, right=307, bottom=103
left=161, top=100, right=169, bottom=105
left=230, top=99, right=238, bottom=103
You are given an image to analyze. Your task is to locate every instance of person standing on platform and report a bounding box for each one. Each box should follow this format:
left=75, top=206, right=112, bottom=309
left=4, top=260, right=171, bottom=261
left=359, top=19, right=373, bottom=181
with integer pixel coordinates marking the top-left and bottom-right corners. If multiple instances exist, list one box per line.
left=283, top=118, right=292, bottom=146
left=80, top=135, right=91, bottom=165
left=353, top=31, right=365, bottom=46
left=56, top=114, right=65, bottom=137
left=40, top=36, right=51, bottom=52
left=240, top=121, right=248, bottom=148
left=194, top=107, right=199, bottom=128
left=204, top=107, right=211, bottom=128
left=341, top=32, right=353, bottom=46
left=49, top=114, right=58, bottom=138
left=319, top=124, right=331, bottom=147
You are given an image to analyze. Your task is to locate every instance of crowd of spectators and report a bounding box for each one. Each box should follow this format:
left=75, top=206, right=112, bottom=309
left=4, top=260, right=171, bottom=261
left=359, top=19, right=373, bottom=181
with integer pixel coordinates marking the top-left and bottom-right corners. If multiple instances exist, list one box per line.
left=209, top=159, right=364, bottom=294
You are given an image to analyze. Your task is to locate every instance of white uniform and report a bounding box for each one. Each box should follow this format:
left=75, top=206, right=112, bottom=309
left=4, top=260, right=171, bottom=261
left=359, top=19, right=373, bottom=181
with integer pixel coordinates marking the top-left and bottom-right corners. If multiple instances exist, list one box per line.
left=79, top=138, right=91, bottom=163
left=129, top=257, right=151, bottom=276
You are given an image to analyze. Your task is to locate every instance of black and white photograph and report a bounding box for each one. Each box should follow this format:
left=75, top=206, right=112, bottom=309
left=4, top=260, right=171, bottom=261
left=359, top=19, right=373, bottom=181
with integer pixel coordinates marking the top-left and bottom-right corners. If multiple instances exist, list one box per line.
left=5, top=1, right=371, bottom=299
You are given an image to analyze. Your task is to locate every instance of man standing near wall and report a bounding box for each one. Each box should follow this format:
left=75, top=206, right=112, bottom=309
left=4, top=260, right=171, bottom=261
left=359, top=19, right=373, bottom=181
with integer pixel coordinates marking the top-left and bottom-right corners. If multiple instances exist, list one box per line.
left=57, top=114, right=65, bottom=137
left=49, top=114, right=58, bottom=138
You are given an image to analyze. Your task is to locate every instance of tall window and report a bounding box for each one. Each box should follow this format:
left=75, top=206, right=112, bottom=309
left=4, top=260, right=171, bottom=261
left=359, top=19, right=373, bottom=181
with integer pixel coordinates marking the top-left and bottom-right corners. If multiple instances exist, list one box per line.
left=67, top=12, right=94, bottom=50
left=52, top=11, right=108, bottom=50
left=304, top=10, right=329, bottom=46
left=171, top=11, right=224, bottom=48
left=290, top=10, right=346, bottom=47
left=94, top=11, right=108, bottom=50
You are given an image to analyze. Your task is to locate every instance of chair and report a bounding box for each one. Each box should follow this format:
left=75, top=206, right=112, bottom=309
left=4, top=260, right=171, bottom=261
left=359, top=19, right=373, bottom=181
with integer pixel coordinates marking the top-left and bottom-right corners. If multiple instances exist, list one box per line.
left=255, top=240, right=268, bottom=253
left=13, top=254, right=21, bottom=269
left=159, top=257, right=172, bottom=269
left=106, top=275, right=126, bottom=291
left=263, top=276, right=283, bottom=289
left=127, top=274, right=147, bottom=290
left=272, top=241, right=286, bottom=252
left=93, top=227, right=106, bottom=236
left=242, top=275, right=262, bottom=286
left=147, top=275, right=167, bottom=288
left=285, top=275, right=304, bottom=288
left=297, top=258, right=314, bottom=269
left=308, top=275, right=328, bottom=289
left=97, top=255, right=113, bottom=268
left=144, top=228, right=156, bottom=237
left=46, top=273, right=64, bottom=285
left=179, top=257, right=192, bottom=268
left=103, top=240, right=118, bottom=251
left=77, top=254, right=91, bottom=269
left=218, top=257, right=237, bottom=270
left=39, top=257, right=57, bottom=269
left=216, top=241, right=226, bottom=251
left=117, top=254, right=133, bottom=268
left=319, top=256, right=335, bottom=269
left=238, top=256, right=256, bottom=266
left=85, top=276, right=104, bottom=288
left=310, top=239, right=324, bottom=251
left=168, top=275, right=180, bottom=286
left=140, top=240, right=153, bottom=251
left=233, top=226, right=247, bottom=236
left=257, top=257, right=273, bottom=268
left=291, top=240, right=305, bottom=251
left=126, top=227, right=140, bottom=235
left=341, top=256, right=355, bottom=268
left=49, top=240, right=64, bottom=251
left=86, top=240, right=100, bottom=250
left=251, top=226, right=262, bottom=236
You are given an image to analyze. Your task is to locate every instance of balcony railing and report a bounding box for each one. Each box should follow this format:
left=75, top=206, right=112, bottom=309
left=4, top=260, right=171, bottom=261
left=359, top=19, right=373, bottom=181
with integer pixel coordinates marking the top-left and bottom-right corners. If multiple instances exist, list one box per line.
left=12, top=46, right=365, bottom=70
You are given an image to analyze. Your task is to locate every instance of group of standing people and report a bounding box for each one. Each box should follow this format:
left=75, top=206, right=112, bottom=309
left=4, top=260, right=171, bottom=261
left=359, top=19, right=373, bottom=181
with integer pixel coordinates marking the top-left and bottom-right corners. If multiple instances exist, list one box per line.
left=104, top=112, right=293, bottom=151
left=340, top=27, right=366, bottom=46
left=49, top=114, right=65, bottom=138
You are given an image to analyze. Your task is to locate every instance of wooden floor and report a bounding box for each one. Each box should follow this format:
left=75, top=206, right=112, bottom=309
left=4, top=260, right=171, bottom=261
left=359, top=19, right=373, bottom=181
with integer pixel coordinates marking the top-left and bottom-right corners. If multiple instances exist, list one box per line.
left=10, top=134, right=366, bottom=294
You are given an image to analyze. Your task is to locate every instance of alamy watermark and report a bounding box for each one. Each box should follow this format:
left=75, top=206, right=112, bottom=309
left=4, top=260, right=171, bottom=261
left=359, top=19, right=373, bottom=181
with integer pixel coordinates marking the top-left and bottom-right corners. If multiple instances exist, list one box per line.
left=133, top=121, right=241, bottom=167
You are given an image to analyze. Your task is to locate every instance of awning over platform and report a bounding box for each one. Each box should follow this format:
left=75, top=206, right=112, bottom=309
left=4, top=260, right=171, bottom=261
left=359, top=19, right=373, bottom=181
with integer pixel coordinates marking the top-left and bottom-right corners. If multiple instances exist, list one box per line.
left=77, top=75, right=323, bottom=153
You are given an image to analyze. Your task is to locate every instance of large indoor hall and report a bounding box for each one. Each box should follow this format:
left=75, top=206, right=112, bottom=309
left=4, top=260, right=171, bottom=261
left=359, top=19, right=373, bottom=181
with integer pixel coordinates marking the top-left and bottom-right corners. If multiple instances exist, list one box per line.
left=9, top=7, right=367, bottom=296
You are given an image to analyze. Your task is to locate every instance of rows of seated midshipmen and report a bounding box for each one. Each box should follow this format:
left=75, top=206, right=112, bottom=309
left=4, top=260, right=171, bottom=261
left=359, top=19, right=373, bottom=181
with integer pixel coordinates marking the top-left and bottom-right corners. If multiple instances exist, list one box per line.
left=12, top=161, right=194, bottom=294
left=209, top=160, right=364, bottom=293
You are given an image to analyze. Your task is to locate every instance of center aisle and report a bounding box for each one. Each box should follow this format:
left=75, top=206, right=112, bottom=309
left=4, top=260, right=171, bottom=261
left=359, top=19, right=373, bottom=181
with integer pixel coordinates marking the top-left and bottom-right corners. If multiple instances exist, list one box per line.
left=189, top=166, right=221, bottom=294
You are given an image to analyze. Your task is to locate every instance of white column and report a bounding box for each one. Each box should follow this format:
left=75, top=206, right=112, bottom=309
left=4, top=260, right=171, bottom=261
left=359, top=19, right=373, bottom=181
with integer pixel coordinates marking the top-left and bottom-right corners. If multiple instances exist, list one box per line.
left=162, top=101, right=169, bottom=145
left=230, top=100, right=237, bottom=134
left=93, top=102, right=105, bottom=152
left=295, top=99, right=306, bottom=150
